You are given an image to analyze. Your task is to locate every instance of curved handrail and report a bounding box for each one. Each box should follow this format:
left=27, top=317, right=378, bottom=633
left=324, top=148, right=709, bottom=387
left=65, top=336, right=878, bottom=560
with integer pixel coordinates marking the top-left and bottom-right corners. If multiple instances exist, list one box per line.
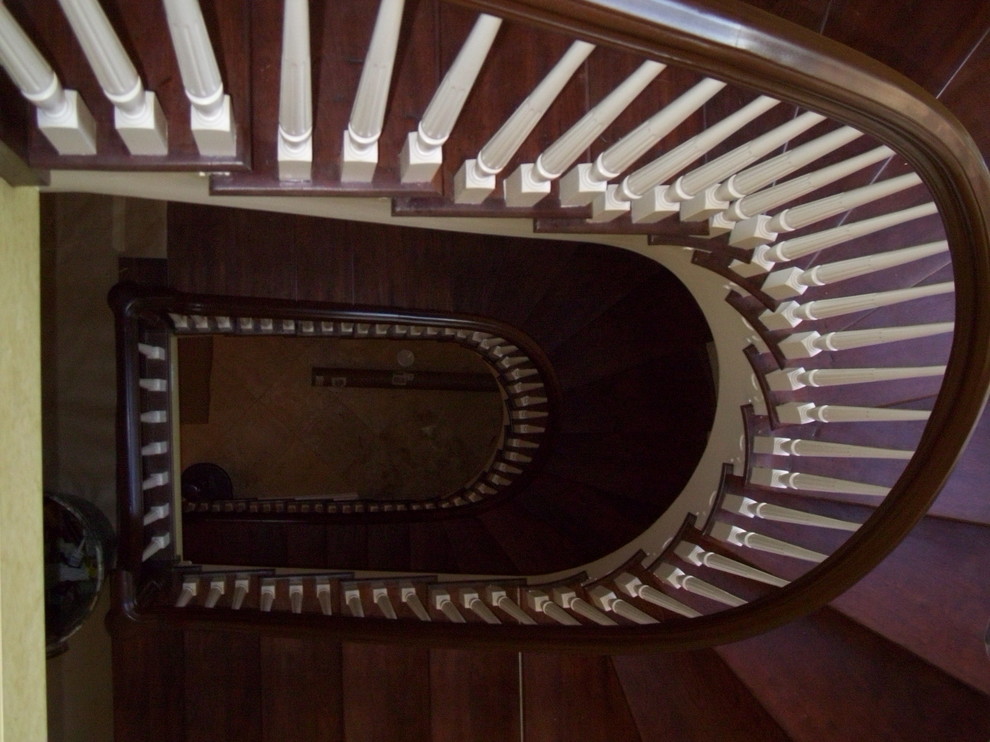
left=110, top=0, right=990, bottom=651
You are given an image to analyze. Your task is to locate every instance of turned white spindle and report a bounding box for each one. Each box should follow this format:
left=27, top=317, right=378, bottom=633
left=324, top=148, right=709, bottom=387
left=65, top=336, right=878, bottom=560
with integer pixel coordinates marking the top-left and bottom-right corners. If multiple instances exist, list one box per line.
left=176, top=579, right=198, bottom=607
left=604, top=96, right=780, bottom=222
left=460, top=589, right=501, bottom=624
left=289, top=582, right=304, bottom=614
left=557, top=77, right=726, bottom=207
left=342, top=0, right=405, bottom=182
left=400, top=583, right=431, bottom=621
left=674, top=542, right=789, bottom=587
left=613, top=572, right=700, bottom=618
left=204, top=578, right=225, bottom=608
left=344, top=586, right=364, bottom=617
left=673, top=110, right=828, bottom=222
left=710, top=521, right=827, bottom=563
left=316, top=579, right=333, bottom=615
left=732, top=171, right=922, bottom=248
left=587, top=586, right=657, bottom=624
left=749, top=469, right=888, bottom=497
left=278, top=0, right=312, bottom=180
left=260, top=580, right=276, bottom=612
left=142, top=533, right=170, bottom=561
left=703, top=126, right=863, bottom=231
left=778, top=321, right=953, bottom=360
left=732, top=203, right=940, bottom=277
left=455, top=40, right=594, bottom=203
left=761, top=281, right=954, bottom=330
left=163, top=0, right=235, bottom=156
left=754, top=435, right=914, bottom=460
left=726, top=145, right=895, bottom=247
left=58, top=0, right=167, bottom=154
left=776, top=402, right=931, bottom=425
left=765, top=364, right=946, bottom=392
left=501, top=59, right=665, bottom=206
left=485, top=586, right=536, bottom=625
left=143, top=503, right=169, bottom=525
left=762, top=243, right=951, bottom=300
left=0, top=3, right=97, bottom=154
left=372, top=585, right=397, bottom=619
left=231, top=577, right=250, bottom=610
left=654, top=564, right=746, bottom=608
left=724, top=494, right=864, bottom=530
left=551, top=588, right=616, bottom=625
left=401, top=14, right=502, bottom=183
left=526, top=590, right=580, bottom=625
left=431, top=589, right=466, bottom=623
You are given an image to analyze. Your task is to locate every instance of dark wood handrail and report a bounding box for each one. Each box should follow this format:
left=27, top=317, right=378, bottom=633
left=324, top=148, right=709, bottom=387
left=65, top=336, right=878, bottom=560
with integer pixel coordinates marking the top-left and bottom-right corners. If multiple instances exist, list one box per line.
left=109, top=0, right=990, bottom=651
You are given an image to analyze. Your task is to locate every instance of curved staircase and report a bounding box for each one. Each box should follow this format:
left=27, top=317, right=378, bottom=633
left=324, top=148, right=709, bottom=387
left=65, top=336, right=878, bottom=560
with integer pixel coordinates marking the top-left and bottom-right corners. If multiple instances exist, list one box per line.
left=3, top=0, right=990, bottom=738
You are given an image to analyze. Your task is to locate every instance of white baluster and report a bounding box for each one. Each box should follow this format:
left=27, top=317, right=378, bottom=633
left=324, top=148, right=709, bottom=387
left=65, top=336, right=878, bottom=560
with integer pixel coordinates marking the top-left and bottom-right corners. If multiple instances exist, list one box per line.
left=278, top=0, right=312, bottom=180
left=551, top=587, right=616, bottom=625
left=754, top=435, right=914, bottom=460
left=231, top=577, right=250, bottom=610
left=750, top=468, right=888, bottom=497
left=143, top=503, right=170, bottom=525
left=674, top=110, right=826, bottom=221
left=609, top=96, right=781, bottom=222
left=142, top=533, right=170, bottom=561
left=371, top=584, right=397, bottom=619
left=776, top=402, right=931, bottom=425
left=557, top=77, right=724, bottom=207
left=432, top=589, right=466, bottom=623
left=778, top=322, right=953, bottom=360
left=731, top=172, right=922, bottom=248
left=587, top=586, right=657, bottom=624
left=139, top=378, right=167, bottom=392
left=674, top=542, right=789, bottom=587
left=710, top=521, right=826, bottom=562
left=141, top=410, right=168, bottom=424
left=761, top=281, right=953, bottom=330
left=0, top=3, right=96, bottom=154
left=654, top=564, right=746, bottom=608
left=613, top=572, right=700, bottom=618
left=773, top=365, right=946, bottom=392
left=204, top=577, right=225, bottom=608
left=725, top=145, right=895, bottom=246
left=57, top=0, right=167, bottom=154
left=289, top=581, right=304, bottom=614
left=342, top=586, right=364, bottom=617
left=176, top=578, right=198, bottom=607
left=460, top=589, right=501, bottom=624
left=725, top=494, right=866, bottom=529
left=140, top=441, right=167, bottom=457
left=341, top=0, right=405, bottom=182
left=762, top=243, right=950, bottom=300
left=455, top=40, right=594, bottom=203
left=141, top=471, right=168, bottom=490
left=260, top=579, right=276, bottom=612
left=401, top=14, right=501, bottom=183
left=316, top=579, right=333, bottom=615
left=163, top=0, right=235, bottom=156
left=500, top=59, right=665, bottom=206
left=702, top=126, right=863, bottom=232
left=525, top=590, right=580, bottom=625
left=400, top=583, right=431, bottom=621
left=485, top=585, right=536, bottom=625
left=137, top=343, right=166, bottom=360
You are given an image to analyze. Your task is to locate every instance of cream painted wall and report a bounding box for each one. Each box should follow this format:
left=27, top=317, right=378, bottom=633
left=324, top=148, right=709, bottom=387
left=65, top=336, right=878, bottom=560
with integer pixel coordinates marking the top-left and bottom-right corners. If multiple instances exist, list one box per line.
left=0, top=181, right=46, bottom=740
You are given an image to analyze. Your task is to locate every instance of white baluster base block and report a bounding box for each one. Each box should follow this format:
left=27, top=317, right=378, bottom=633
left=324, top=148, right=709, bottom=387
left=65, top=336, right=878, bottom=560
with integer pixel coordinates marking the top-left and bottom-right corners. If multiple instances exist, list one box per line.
left=115, top=91, right=168, bottom=156
left=630, top=185, right=679, bottom=223
left=454, top=158, right=496, bottom=203
left=191, top=94, right=236, bottom=157
left=503, top=162, right=551, bottom=207
left=400, top=131, right=442, bottom=183
left=37, top=90, right=97, bottom=155
left=278, top=132, right=312, bottom=181
left=341, top=129, right=378, bottom=182
left=558, top=162, right=605, bottom=207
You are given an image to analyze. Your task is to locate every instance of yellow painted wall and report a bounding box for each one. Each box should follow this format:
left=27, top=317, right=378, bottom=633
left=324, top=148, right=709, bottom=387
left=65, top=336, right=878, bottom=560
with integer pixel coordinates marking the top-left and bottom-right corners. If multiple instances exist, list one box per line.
left=0, top=181, right=46, bottom=741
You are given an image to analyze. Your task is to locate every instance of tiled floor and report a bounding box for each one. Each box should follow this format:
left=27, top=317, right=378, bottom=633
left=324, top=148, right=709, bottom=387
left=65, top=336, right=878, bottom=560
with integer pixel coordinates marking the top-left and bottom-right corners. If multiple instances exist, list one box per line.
left=178, top=324, right=505, bottom=501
